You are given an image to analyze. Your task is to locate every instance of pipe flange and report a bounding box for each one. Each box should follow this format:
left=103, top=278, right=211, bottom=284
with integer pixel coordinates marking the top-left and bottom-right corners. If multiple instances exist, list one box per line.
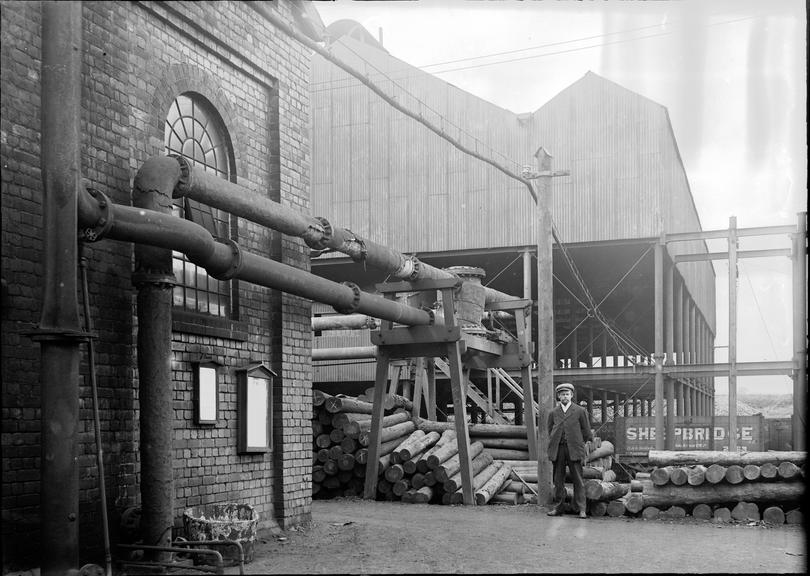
left=408, top=258, right=422, bottom=281
left=131, top=270, right=176, bottom=289
left=210, top=238, right=243, bottom=281
left=81, top=188, right=113, bottom=242
left=169, top=154, right=191, bottom=198
left=341, top=228, right=367, bottom=263
left=425, top=307, right=437, bottom=326
left=334, top=281, right=362, bottom=314
left=304, top=216, right=333, bottom=251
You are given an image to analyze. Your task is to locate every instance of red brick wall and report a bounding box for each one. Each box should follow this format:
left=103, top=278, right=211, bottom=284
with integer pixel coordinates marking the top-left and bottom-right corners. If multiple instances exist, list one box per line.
left=1, top=0, right=313, bottom=569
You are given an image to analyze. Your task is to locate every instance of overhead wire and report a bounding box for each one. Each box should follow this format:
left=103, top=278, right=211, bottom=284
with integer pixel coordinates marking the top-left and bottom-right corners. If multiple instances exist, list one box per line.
left=307, top=6, right=693, bottom=382
left=312, top=14, right=760, bottom=92
left=333, top=38, right=525, bottom=175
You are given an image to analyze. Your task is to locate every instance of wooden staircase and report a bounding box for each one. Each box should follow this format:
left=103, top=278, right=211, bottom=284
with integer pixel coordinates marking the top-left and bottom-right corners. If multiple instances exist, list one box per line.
left=433, top=357, right=510, bottom=424
left=489, top=367, right=538, bottom=413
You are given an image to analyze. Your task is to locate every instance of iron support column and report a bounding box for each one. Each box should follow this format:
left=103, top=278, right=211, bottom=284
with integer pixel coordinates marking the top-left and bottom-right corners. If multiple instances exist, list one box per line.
left=665, top=246, right=675, bottom=449
left=37, top=3, right=83, bottom=573
left=132, top=159, right=180, bottom=559
left=654, top=239, right=665, bottom=449
left=728, top=216, right=738, bottom=450
left=793, top=212, right=807, bottom=449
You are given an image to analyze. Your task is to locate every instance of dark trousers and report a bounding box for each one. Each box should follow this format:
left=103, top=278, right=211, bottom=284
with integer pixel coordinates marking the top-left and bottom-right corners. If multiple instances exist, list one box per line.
left=552, top=441, right=586, bottom=513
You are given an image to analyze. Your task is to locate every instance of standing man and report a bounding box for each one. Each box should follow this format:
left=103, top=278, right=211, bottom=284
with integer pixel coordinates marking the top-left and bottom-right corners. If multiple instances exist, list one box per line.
left=547, top=382, right=592, bottom=518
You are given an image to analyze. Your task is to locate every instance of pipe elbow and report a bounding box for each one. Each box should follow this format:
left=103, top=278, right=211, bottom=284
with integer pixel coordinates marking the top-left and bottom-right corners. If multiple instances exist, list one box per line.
left=133, top=156, right=184, bottom=210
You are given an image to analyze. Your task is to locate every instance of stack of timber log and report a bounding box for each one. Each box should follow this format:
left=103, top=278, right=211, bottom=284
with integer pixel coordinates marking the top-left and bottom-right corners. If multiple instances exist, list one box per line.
left=312, top=395, right=516, bottom=505
left=414, top=417, right=533, bottom=461
left=379, top=426, right=515, bottom=506
left=603, top=450, right=805, bottom=524
left=312, top=390, right=415, bottom=499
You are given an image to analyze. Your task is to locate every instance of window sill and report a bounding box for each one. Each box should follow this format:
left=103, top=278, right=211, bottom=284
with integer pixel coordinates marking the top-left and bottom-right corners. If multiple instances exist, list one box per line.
left=172, top=309, right=250, bottom=341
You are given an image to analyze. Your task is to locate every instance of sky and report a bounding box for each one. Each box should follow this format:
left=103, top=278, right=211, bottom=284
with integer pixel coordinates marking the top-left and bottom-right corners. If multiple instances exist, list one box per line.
left=312, top=0, right=807, bottom=395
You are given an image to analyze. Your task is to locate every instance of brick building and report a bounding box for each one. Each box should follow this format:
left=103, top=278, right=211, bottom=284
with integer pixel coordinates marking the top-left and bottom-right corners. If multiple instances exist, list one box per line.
left=1, top=1, right=321, bottom=569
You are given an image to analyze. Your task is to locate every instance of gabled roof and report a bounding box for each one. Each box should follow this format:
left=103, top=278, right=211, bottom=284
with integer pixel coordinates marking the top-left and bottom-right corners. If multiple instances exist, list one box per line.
left=326, top=19, right=389, bottom=53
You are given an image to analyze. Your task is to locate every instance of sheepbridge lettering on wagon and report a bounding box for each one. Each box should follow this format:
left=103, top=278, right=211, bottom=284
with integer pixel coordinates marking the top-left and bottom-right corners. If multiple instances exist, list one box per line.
left=615, top=416, right=763, bottom=455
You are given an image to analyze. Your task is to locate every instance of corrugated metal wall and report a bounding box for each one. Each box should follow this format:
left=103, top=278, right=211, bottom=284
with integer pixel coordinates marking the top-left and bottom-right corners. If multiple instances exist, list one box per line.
left=311, top=37, right=715, bottom=332
left=530, top=72, right=715, bottom=330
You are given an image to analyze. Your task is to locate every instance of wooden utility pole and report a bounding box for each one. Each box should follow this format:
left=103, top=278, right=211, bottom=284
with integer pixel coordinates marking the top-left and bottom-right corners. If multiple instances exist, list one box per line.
left=533, top=148, right=554, bottom=505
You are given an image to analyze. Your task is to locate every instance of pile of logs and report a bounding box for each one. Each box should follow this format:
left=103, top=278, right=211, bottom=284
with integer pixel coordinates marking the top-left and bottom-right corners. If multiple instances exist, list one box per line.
left=414, top=418, right=533, bottom=461
left=378, top=423, right=515, bottom=505
left=591, top=450, right=805, bottom=524
left=312, top=392, right=516, bottom=505
left=492, top=439, right=617, bottom=507
left=312, top=390, right=415, bottom=499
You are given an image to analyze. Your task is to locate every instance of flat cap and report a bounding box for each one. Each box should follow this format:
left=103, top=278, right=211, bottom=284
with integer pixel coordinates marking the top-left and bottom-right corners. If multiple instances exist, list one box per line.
left=555, top=382, right=575, bottom=394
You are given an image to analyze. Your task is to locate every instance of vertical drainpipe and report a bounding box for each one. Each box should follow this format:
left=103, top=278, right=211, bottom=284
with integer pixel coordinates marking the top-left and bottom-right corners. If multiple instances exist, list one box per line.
left=131, top=157, right=183, bottom=558
left=35, top=2, right=84, bottom=574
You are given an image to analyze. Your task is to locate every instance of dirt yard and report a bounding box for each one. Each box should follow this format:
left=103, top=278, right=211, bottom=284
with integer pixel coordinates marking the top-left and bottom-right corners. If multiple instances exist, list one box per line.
left=229, top=498, right=806, bottom=574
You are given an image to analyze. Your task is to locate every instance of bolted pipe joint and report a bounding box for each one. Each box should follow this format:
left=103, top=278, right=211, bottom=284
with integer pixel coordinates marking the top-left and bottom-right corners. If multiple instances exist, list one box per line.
left=333, top=281, right=362, bottom=314
left=80, top=188, right=114, bottom=243
left=302, top=216, right=332, bottom=251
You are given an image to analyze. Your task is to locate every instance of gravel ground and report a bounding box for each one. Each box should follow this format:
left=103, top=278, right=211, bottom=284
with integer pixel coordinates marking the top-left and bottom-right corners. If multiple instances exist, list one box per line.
left=233, top=498, right=806, bottom=574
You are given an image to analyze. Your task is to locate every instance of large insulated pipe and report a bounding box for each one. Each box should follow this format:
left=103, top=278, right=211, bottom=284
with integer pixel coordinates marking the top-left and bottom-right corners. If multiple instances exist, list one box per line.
left=170, top=157, right=517, bottom=302
left=312, top=314, right=378, bottom=331
left=312, top=346, right=378, bottom=361
left=131, top=158, right=177, bottom=560
left=36, top=3, right=83, bottom=574
left=78, top=182, right=433, bottom=327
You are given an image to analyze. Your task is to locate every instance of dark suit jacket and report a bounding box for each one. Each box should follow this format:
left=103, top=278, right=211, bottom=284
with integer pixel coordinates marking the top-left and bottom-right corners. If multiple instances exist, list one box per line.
left=547, top=402, right=592, bottom=462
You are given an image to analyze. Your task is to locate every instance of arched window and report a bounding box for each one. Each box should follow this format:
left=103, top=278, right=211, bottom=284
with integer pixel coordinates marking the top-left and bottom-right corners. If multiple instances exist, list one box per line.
left=165, top=93, right=236, bottom=318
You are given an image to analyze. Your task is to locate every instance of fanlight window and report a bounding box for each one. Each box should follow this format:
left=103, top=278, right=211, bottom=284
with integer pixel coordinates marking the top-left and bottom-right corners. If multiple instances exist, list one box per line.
left=164, top=93, right=235, bottom=317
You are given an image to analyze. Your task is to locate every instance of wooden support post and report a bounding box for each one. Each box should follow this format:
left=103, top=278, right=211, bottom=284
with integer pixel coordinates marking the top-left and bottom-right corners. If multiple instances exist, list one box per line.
left=601, top=330, right=608, bottom=369
left=412, top=357, right=426, bottom=419
left=676, top=381, right=684, bottom=417
left=388, top=363, right=402, bottom=395
left=614, top=393, right=621, bottom=420
left=515, top=305, right=538, bottom=460
left=523, top=248, right=532, bottom=301
left=427, top=359, right=437, bottom=421
left=446, top=340, right=475, bottom=505
left=570, top=315, right=579, bottom=369
left=486, top=369, right=493, bottom=418
left=439, top=284, right=476, bottom=505
left=793, top=212, right=807, bottom=450
left=728, top=216, right=738, bottom=451
left=654, top=238, right=665, bottom=449
left=534, top=148, right=554, bottom=506
left=363, top=352, right=391, bottom=498
left=601, top=389, right=608, bottom=424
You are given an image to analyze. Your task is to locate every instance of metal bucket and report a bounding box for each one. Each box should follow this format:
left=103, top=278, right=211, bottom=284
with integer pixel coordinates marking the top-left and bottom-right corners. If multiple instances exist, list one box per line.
left=183, top=502, right=258, bottom=565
